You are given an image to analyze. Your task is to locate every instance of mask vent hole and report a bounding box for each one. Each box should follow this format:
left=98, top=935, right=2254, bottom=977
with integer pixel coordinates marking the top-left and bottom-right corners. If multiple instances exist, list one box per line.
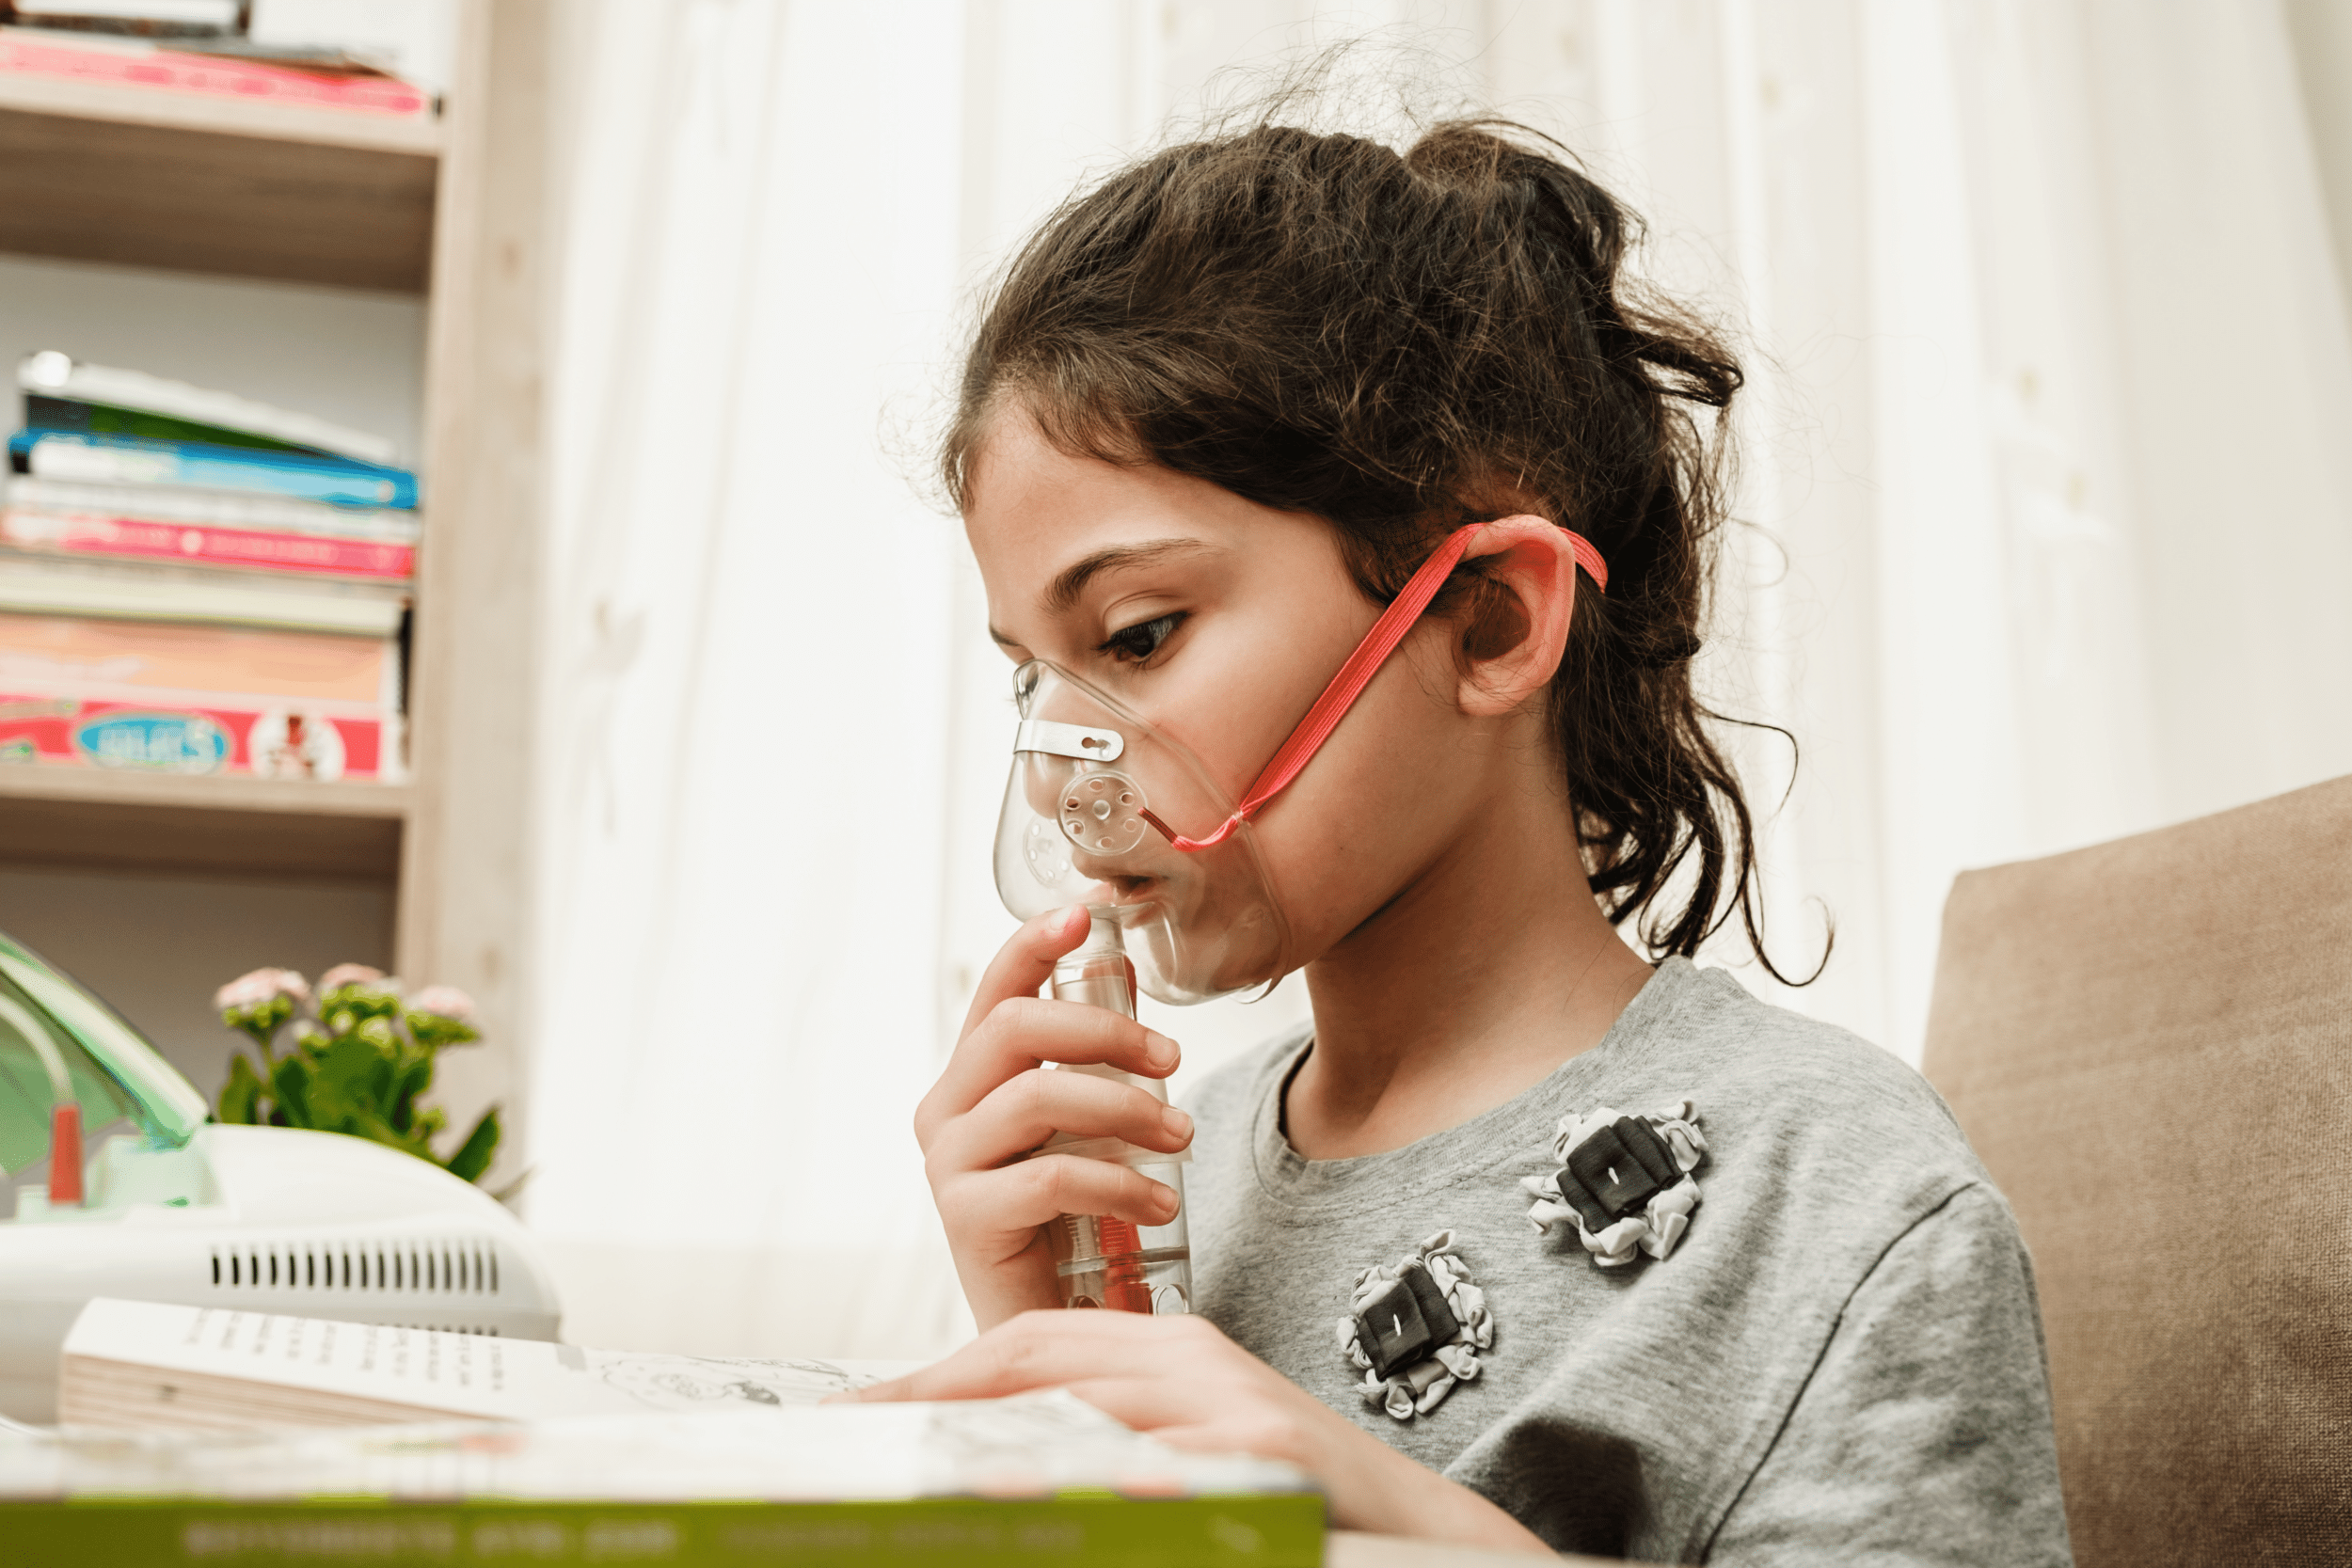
left=1054, top=769, right=1152, bottom=857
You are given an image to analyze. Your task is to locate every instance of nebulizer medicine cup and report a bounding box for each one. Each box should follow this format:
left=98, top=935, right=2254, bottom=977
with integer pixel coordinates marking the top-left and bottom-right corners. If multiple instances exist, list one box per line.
left=994, top=659, right=1295, bottom=1314
left=1039, top=911, right=1195, bottom=1313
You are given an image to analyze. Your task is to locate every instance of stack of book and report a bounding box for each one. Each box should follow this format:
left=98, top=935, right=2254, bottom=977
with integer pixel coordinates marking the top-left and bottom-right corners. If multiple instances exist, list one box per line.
left=3, top=1299, right=1323, bottom=1566
left=0, top=352, right=416, bottom=783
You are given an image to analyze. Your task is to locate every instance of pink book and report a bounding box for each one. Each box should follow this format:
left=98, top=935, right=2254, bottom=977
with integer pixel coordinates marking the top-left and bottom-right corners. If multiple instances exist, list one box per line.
left=3, top=507, right=413, bottom=581
left=0, top=611, right=389, bottom=703
left=0, top=34, right=431, bottom=117
left=0, top=612, right=397, bottom=780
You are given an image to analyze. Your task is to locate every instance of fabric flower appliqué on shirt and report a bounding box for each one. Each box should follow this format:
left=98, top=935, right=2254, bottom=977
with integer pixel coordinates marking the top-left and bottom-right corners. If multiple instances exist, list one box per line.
left=1337, top=1230, right=1494, bottom=1422
left=1521, top=1101, right=1708, bottom=1267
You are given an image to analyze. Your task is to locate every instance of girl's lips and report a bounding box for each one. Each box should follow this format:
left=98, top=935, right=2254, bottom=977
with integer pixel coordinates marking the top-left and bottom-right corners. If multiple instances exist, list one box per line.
left=1070, top=868, right=1166, bottom=904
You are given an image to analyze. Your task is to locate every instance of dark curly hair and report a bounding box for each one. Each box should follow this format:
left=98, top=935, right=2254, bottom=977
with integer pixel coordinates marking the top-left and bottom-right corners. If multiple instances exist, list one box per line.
left=945, top=116, right=1819, bottom=984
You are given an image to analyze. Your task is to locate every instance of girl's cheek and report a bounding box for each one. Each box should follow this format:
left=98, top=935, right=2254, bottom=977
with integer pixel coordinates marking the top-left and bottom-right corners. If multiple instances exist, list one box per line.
left=1256, top=658, right=1483, bottom=951
left=1155, top=644, right=1329, bottom=802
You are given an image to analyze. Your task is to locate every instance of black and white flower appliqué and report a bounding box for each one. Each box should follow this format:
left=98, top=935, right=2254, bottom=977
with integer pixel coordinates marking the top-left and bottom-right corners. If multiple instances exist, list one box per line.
left=1337, top=1230, right=1494, bottom=1422
left=1521, top=1101, right=1708, bottom=1268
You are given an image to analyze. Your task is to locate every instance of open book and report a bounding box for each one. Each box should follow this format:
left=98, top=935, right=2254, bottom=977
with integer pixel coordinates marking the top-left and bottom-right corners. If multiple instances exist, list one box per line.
left=24, top=1300, right=1323, bottom=1566
left=61, top=1297, right=917, bottom=1432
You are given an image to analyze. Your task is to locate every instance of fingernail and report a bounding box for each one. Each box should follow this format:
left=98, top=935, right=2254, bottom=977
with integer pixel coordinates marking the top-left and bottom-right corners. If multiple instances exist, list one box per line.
left=1144, top=1031, right=1179, bottom=1070
left=1155, top=1183, right=1181, bottom=1217
left=1161, top=1105, right=1192, bottom=1141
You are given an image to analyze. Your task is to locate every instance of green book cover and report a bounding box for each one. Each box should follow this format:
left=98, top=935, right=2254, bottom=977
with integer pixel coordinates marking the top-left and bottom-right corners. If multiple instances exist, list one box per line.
left=0, top=1394, right=1324, bottom=1568
left=25, top=394, right=316, bottom=458
left=15, top=353, right=398, bottom=466
left=6, top=1495, right=1324, bottom=1566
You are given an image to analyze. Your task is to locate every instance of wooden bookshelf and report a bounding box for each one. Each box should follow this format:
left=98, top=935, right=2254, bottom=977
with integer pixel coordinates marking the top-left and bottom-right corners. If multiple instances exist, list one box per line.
left=0, top=62, right=440, bottom=293
left=0, top=0, right=547, bottom=1105
left=0, top=768, right=406, bottom=880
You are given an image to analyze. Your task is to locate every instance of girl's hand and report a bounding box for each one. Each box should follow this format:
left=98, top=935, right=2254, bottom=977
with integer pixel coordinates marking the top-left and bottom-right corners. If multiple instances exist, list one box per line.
left=916, top=906, right=1194, bottom=1331
left=842, top=1312, right=1551, bottom=1554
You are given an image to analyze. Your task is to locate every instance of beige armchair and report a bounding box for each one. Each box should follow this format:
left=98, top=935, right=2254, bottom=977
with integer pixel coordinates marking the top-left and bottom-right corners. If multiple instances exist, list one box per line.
left=1921, top=775, right=2352, bottom=1565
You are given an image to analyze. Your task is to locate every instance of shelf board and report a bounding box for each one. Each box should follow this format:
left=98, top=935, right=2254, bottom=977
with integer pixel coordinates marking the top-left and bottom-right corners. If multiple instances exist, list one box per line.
left=0, top=72, right=438, bottom=293
left=0, top=768, right=406, bottom=882
left=0, top=66, right=442, bottom=156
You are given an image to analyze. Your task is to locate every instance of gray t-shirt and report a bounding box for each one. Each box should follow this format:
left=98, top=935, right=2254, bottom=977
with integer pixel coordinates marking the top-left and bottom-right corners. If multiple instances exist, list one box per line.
left=1184, top=958, right=2072, bottom=1564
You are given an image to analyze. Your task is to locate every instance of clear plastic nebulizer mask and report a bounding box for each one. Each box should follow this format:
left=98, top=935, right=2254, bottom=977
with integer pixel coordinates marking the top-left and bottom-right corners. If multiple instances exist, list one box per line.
left=993, top=658, right=1295, bottom=1008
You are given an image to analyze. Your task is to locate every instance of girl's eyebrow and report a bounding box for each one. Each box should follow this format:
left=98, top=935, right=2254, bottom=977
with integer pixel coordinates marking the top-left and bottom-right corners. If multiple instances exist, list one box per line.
left=1041, top=537, right=1221, bottom=614
left=988, top=537, right=1225, bottom=648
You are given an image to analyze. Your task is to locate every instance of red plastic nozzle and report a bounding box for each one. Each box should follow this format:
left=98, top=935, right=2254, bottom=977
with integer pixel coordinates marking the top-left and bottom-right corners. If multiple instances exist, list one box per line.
left=1091, top=1215, right=1156, bottom=1313
left=48, top=1101, right=83, bottom=1206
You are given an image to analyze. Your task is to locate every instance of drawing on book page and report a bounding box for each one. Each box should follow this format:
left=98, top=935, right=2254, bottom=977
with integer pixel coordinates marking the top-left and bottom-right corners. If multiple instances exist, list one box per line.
left=560, top=1346, right=887, bottom=1411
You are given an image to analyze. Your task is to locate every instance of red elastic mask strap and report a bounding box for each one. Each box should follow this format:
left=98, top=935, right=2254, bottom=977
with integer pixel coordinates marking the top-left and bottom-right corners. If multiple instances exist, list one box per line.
left=1147, top=520, right=1608, bottom=852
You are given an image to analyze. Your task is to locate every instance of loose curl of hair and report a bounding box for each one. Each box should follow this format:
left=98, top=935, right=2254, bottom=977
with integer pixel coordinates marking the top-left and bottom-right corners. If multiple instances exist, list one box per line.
left=945, top=116, right=1820, bottom=984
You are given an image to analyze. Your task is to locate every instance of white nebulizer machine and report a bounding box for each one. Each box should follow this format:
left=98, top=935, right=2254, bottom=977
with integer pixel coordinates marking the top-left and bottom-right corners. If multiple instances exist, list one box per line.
left=0, top=930, right=562, bottom=1424
left=994, top=658, right=1295, bottom=1314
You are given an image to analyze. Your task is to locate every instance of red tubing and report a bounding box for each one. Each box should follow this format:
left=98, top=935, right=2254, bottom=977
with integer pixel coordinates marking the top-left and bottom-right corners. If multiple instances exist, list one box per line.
left=48, top=1101, right=82, bottom=1206
left=1148, top=519, right=1608, bottom=853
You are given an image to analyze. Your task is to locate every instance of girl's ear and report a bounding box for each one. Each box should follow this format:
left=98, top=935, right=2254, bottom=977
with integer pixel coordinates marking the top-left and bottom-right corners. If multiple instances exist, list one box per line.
left=1452, top=515, right=1581, bottom=718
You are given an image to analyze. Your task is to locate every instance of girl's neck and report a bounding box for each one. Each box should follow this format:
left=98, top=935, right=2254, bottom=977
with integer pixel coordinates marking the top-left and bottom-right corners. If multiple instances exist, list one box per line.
left=1286, top=759, right=1655, bottom=1162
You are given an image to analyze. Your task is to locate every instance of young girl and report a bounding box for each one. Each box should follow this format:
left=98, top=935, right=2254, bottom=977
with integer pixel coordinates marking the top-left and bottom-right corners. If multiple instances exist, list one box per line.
left=849, top=119, right=2072, bottom=1563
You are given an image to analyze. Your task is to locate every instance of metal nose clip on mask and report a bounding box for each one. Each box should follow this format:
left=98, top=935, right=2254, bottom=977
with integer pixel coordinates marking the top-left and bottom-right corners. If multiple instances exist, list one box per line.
left=992, top=518, right=1611, bottom=1315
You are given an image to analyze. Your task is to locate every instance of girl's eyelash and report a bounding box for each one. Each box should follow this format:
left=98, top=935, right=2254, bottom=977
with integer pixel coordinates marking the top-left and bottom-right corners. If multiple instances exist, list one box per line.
left=1097, top=611, right=1187, bottom=665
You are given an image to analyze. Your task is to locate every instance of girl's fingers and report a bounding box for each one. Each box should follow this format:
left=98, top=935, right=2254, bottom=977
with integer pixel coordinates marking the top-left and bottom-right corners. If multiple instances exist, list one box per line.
left=1053, top=1378, right=1227, bottom=1434
left=847, top=1307, right=1195, bottom=1404
left=936, top=1157, right=1179, bottom=1250
left=922, top=995, right=1178, bottom=1140
left=927, top=1069, right=1192, bottom=1177
left=959, top=906, right=1092, bottom=1040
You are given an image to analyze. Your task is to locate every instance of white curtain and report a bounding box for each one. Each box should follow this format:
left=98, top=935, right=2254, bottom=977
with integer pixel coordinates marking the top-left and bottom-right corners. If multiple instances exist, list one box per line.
left=518, top=0, right=2352, bottom=1360
left=522, top=0, right=973, bottom=1357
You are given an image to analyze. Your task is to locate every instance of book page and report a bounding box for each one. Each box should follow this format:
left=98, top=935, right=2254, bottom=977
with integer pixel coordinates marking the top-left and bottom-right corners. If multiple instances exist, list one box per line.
left=64, top=1298, right=916, bottom=1424
left=5, top=1392, right=1313, bottom=1508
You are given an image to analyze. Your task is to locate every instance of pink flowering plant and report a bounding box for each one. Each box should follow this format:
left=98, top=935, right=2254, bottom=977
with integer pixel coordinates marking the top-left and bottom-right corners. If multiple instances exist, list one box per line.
left=213, top=963, right=501, bottom=1183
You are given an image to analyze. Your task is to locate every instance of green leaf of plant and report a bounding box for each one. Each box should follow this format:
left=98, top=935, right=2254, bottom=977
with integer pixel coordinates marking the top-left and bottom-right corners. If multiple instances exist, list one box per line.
left=339, top=1104, right=435, bottom=1161
left=319, top=984, right=404, bottom=1025
left=444, top=1106, right=501, bottom=1185
left=405, top=1012, right=481, bottom=1051
left=221, top=994, right=295, bottom=1057
left=305, top=1031, right=400, bottom=1130
left=387, top=1047, right=436, bottom=1132
left=268, top=1052, right=316, bottom=1131
left=216, top=1053, right=266, bottom=1126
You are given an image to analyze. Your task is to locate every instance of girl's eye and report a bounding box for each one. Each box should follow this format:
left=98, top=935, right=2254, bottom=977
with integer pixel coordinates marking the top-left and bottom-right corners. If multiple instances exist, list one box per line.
left=1097, top=611, right=1186, bottom=666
